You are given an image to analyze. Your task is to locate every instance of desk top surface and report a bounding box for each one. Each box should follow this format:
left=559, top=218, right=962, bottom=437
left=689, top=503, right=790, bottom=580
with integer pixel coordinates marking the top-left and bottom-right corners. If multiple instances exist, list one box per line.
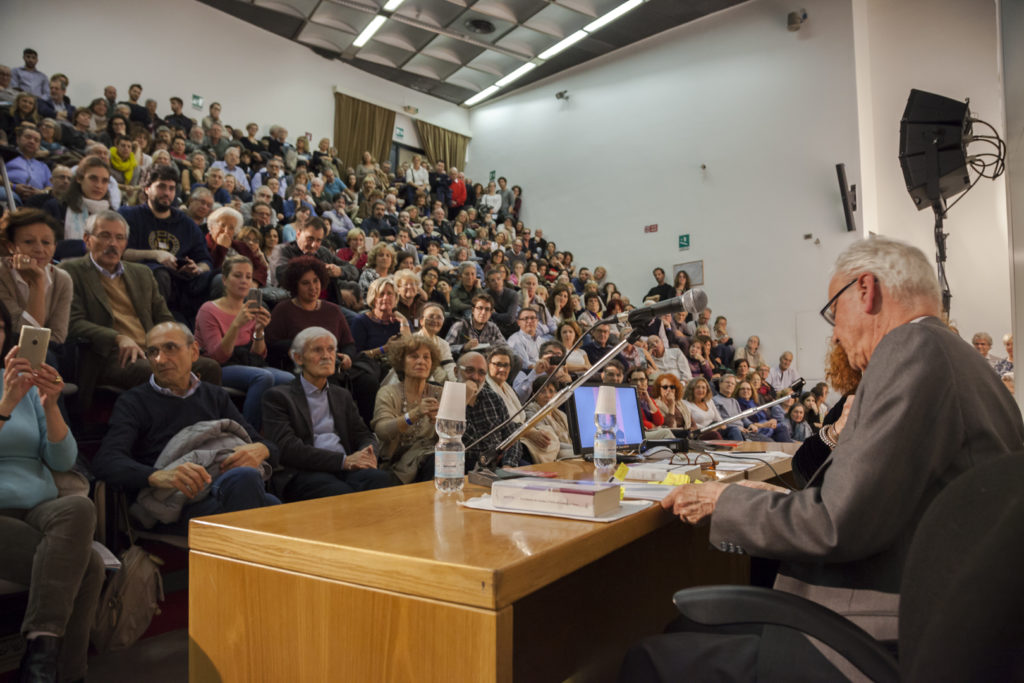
left=189, top=450, right=793, bottom=609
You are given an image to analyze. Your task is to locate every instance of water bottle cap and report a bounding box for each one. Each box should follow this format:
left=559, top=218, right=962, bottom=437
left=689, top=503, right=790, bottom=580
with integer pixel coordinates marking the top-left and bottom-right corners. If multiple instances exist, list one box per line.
left=438, top=380, right=467, bottom=421
left=596, top=385, right=617, bottom=414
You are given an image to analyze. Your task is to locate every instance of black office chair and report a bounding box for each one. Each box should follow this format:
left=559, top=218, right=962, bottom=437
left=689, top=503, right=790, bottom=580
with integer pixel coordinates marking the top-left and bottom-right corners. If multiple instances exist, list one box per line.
left=672, top=453, right=1024, bottom=682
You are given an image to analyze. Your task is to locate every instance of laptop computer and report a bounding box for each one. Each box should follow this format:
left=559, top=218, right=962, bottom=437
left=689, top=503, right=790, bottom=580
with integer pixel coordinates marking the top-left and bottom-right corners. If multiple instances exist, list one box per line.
left=566, top=383, right=647, bottom=457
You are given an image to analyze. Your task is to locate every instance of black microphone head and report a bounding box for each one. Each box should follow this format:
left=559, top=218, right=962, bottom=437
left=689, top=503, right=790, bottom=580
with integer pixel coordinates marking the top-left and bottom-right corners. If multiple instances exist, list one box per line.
left=682, top=287, right=708, bottom=316
left=791, top=378, right=806, bottom=394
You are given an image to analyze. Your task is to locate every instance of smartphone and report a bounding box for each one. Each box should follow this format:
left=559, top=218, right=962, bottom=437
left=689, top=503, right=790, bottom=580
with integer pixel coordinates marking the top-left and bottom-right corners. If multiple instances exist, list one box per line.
left=244, top=289, right=263, bottom=311
left=17, top=326, right=51, bottom=369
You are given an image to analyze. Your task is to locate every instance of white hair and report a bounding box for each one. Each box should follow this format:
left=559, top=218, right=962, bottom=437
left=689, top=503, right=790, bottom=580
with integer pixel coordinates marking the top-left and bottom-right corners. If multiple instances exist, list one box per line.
left=832, top=236, right=941, bottom=307
left=208, top=206, right=243, bottom=232
left=289, top=326, right=337, bottom=371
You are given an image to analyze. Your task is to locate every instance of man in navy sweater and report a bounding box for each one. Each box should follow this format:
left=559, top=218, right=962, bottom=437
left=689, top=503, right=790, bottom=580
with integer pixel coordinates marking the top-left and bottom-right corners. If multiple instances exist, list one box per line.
left=120, top=165, right=213, bottom=325
left=92, top=322, right=279, bottom=529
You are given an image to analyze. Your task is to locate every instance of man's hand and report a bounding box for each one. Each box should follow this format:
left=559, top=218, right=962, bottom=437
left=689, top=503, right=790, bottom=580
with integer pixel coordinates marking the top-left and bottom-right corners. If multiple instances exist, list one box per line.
left=834, top=394, right=856, bottom=436
left=343, top=446, right=377, bottom=471
left=14, top=184, right=40, bottom=200
left=153, top=250, right=178, bottom=269
left=336, top=352, right=353, bottom=372
left=148, top=462, right=212, bottom=499
left=325, top=264, right=342, bottom=278
left=221, top=443, right=270, bottom=472
left=463, top=338, right=479, bottom=350
left=661, top=481, right=729, bottom=524
left=115, top=334, right=144, bottom=368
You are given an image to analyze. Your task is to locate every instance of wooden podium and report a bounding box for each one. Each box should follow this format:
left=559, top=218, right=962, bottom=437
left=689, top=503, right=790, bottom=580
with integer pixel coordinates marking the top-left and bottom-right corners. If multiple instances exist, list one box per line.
left=188, top=460, right=758, bottom=682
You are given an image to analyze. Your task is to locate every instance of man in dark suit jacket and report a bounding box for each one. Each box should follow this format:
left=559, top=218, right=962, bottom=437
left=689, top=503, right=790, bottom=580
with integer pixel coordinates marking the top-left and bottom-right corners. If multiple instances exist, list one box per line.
left=262, top=326, right=397, bottom=501
left=60, top=210, right=220, bottom=406
left=633, top=237, right=1024, bottom=680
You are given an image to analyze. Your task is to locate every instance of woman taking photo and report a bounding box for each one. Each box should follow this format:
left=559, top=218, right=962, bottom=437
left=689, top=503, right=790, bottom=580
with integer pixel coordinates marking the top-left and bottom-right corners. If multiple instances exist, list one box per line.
left=195, top=256, right=294, bottom=430
left=372, top=334, right=442, bottom=483
left=337, top=228, right=368, bottom=271
left=0, top=299, right=104, bottom=683
left=0, top=210, right=73, bottom=362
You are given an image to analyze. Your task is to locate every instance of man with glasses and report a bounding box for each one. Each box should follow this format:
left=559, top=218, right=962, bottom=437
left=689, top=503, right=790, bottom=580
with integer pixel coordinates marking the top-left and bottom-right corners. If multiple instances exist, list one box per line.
left=92, top=322, right=279, bottom=531
left=445, top=293, right=504, bottom=356
left=647, top=334, right=692, bottom=382
left=631, top=237, right=1024, bottom=679
left=62, top=211, right=221, bottom=407
left=513, top=340, right=571, bottom=402
left=507, top=306, right=544, bottom=372
left=456, top=352, right=523, bottom=470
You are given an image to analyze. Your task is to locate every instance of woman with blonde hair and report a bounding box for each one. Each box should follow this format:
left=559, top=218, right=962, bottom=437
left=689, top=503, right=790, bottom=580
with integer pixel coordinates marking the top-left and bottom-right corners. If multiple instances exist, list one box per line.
left=359, top=242, right=395, bottom=292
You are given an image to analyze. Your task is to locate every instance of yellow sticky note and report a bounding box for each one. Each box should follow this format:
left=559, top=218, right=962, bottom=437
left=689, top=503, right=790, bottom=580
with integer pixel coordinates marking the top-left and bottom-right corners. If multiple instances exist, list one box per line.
left=661, top=473, right=692, bottom=486
left=613, top=463, right=630, bottom=481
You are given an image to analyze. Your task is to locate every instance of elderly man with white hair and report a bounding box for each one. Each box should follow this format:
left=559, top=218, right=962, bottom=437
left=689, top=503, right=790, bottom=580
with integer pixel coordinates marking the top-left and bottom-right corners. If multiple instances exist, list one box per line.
left=767, top=350, right=799, bottom=392
left=646, top=334, right=692, bottom=383
left=262, top=326, right=397, bottom=501
left=629, top=236, right=1024, bottom=680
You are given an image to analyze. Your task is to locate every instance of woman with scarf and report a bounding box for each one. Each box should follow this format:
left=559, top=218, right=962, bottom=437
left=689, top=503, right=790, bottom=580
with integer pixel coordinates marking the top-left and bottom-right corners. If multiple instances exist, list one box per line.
left=42, top=157, right=111, bottom=260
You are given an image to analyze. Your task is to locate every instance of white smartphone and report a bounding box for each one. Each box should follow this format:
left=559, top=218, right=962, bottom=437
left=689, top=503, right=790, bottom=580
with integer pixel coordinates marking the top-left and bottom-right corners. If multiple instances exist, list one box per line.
left=17, top=325, right=51, bottom=369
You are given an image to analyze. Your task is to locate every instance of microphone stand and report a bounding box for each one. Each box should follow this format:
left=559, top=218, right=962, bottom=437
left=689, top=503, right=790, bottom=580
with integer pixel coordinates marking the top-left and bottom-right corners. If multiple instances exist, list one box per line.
left=467, top=327, right=645, bottom=487
left=699, top=379, right=806, bottom=437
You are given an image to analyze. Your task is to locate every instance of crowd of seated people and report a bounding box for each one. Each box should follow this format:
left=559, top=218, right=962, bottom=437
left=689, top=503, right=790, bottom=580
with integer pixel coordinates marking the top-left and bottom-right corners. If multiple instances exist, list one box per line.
left=4, top=49, right=1018, bottom=681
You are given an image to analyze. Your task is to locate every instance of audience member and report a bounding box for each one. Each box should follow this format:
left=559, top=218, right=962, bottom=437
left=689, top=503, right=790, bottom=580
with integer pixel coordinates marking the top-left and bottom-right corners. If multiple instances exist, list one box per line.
left=652, top=373, right=690, bottom=430
left=767, top=350, right=798, bottom=391
left=445, top=293, right=504, bottom=355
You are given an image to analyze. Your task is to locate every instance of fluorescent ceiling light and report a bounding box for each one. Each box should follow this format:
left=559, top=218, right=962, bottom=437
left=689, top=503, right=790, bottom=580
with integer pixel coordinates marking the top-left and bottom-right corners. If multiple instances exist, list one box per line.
left=584, top=0, right=644, bottom=33
left=464, top=85, right=500, bottom=107
left=353, top=15, right=387, bottom=47
left=382, top=0, right=405, bottom=11
left=495, top=62, right=537, bottom=88
left=538, top=30, right=588, bottom=61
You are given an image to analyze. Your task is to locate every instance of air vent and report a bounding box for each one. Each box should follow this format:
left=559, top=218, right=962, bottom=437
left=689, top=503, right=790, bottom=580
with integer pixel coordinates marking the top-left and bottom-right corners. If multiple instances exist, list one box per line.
left=464, top=18, right=496, bottom=34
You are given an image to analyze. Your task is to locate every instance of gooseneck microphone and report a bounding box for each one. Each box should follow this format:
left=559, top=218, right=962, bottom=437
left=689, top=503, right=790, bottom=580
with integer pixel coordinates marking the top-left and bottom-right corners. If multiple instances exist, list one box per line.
left=605, top=287, right=709, bottom=327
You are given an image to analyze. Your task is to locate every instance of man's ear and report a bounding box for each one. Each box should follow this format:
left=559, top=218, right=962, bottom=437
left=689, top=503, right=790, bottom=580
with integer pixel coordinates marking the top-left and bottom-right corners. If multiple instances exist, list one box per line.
left=858, top=273, right=881, bottom=315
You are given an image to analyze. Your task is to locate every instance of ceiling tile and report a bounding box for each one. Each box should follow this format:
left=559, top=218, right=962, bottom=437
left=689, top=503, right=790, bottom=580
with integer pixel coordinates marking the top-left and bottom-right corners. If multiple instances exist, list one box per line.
left=402, top=53, right=463, bottom=81
left=297, top=23, right=356, bottom=52
left=372, top=20, right=437, bottom=52
left=522, top=2, right=590, bottom=38
left=420, top=34, right=486, bottom=65
left=392, top=0, right=467, bottom=29
left=493, top=24, right=554, bottom=59
left=557, top=0, right=626, bottom=20
left=310, top=3, right=367, bottom=33
left=468, top=0, right=548, bottom=24
left=445, top=65, right=498, bottom=92
left=465, top=48, right=527, bottom=77
left=357, top=42, right=415, bottom=68
left=253, top=0, right=320, bottom=18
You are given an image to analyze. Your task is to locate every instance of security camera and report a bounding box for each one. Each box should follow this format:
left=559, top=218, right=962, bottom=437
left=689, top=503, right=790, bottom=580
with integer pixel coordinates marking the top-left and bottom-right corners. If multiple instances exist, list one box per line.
left=787, top=9, right=807, bottom=31
left=555, top=90, right=569, bottom=101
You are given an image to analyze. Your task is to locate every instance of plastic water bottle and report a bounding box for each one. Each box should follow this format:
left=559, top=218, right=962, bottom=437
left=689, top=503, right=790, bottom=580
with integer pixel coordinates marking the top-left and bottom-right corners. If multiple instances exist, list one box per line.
left=593, top=411, right=618, bottom=472
left=435, top=417, right=466, bottom=492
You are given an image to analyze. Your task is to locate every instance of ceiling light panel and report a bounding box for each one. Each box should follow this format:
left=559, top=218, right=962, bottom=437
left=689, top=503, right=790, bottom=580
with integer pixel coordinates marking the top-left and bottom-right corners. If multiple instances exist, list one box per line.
left=557, top=0, right=631, bottom=18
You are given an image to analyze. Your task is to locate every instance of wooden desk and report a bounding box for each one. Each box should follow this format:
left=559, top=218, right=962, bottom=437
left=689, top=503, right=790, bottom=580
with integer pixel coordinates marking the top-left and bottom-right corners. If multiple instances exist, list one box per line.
left=188, top=460, right=751, bottom=682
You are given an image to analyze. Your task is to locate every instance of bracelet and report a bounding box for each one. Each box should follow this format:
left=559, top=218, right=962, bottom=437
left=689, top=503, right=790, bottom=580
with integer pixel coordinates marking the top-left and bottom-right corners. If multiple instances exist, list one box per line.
left=819, top=424, right=838, bottom=449
left=378, top=346, right=386, bottom=356
left=0, top=412, right=10, bottom=421
left=403, top=412, right=413, bottom=426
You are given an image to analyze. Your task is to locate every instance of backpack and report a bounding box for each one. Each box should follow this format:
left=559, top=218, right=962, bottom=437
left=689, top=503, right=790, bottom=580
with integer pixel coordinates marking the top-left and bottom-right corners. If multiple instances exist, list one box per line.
left=91, top=545, right=165, bottom=652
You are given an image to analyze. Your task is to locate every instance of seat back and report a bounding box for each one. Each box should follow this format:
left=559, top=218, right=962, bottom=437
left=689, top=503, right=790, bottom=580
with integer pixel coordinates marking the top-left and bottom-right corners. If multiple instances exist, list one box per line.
left=900, top=453, right=1024, bottom=682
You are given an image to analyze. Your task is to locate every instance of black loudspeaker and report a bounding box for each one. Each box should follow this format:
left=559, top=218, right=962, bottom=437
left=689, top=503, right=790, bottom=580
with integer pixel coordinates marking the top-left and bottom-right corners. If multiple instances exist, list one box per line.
left=898, top=89, right=971, bottom=210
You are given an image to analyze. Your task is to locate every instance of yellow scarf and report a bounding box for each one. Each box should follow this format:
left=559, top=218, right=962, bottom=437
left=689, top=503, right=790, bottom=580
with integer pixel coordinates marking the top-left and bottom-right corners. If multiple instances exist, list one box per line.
left=109, top=147, right=137, bottom=184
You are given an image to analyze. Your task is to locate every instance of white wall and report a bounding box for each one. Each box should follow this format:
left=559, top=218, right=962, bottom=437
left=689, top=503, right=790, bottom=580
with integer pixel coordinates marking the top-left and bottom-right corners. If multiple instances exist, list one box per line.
left=0, top=0, right=471, bottom=158
left=467, top=0, right=862, bottom=377
left=853, top=0, right=1010, bottom=342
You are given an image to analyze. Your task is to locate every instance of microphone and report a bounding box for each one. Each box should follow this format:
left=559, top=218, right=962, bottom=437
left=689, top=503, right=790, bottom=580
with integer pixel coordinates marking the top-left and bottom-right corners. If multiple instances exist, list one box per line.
left=607, top=287, right=708, bottom=327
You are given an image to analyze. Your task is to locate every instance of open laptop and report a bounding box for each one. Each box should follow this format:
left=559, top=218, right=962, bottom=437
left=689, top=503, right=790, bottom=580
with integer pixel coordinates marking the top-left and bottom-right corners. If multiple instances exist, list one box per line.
left=566, top=383, right=647, bottom=457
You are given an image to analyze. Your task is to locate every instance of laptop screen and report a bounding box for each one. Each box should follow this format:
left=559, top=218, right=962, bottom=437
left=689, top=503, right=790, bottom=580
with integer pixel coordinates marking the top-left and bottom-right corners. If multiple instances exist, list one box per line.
left=567, top=383, right=647, bottom=455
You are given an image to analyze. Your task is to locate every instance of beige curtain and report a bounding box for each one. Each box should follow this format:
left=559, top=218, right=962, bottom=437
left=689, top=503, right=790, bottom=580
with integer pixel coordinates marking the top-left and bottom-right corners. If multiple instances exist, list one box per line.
left=333, top=92, right=396, bottom=173
left=414, top=119, right=471, bottom=172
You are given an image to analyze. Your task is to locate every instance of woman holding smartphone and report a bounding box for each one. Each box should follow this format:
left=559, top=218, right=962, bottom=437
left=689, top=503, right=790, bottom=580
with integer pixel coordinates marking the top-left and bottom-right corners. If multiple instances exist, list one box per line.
left=0, top=299, right=105, bottom=683
left=0, top=209, right=73, bottom=369
left=195, top=256, right=294, bottom=430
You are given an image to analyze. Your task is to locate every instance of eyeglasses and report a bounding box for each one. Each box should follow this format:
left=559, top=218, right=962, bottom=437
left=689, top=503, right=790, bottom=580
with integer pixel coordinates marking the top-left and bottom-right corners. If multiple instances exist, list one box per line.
left=819, top=278, right=858, bottom=326
left=474, top=306, right=492, bottom=312
left=489, top=360, right=511, bottom=369
left=459, top=366, right=487, bottom=377
left=659, top=384, right=673, bottom=390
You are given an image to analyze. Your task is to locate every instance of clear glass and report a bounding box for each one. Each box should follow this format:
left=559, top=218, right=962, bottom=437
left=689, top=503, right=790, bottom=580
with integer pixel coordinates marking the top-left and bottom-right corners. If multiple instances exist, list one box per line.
left=593, top=412, right=617, bottom=472
left=435, top=418, right=466, bottom=492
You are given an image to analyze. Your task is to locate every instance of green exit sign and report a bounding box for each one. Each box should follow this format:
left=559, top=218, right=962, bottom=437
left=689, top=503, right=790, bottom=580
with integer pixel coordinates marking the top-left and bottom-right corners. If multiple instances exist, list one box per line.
left=678, top=234, right=690, bottom=250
